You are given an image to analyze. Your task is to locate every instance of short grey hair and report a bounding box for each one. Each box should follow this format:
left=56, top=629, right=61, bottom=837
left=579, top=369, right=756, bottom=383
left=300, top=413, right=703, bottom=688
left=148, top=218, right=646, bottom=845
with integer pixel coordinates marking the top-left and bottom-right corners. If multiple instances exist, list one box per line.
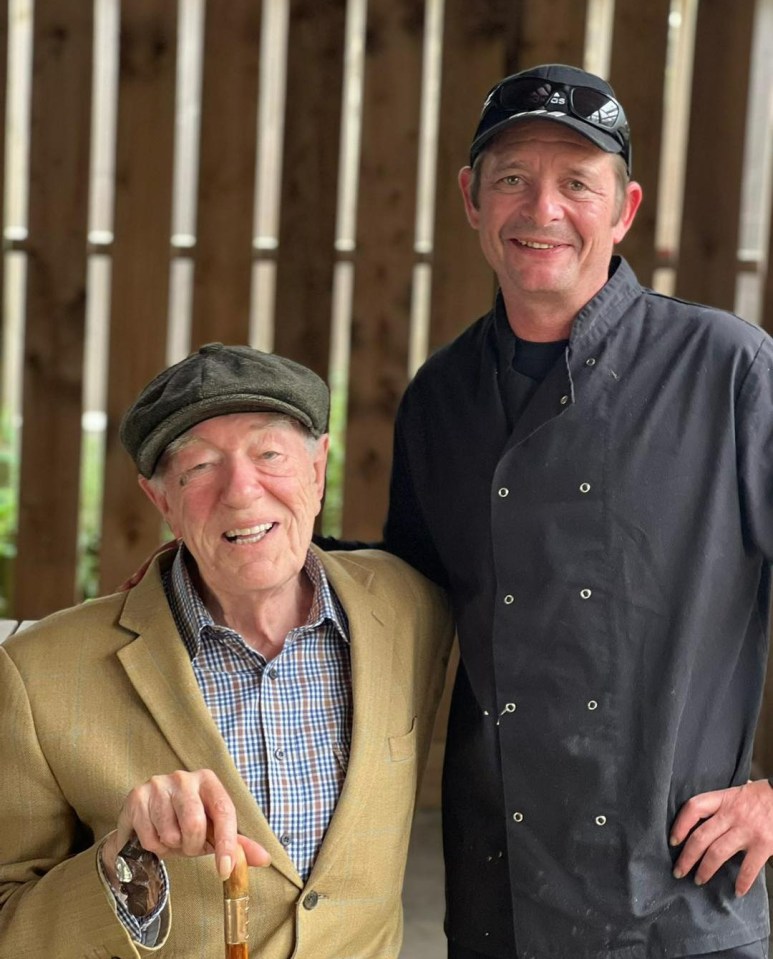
left=151, top=412, right=323, bottom=485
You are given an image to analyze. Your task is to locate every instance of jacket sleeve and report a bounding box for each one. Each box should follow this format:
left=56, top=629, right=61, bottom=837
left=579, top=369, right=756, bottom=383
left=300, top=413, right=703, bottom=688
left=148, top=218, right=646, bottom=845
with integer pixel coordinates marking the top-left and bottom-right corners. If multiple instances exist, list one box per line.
left=383, top=400, right=449, bottom=589
left=736, top=335, right=773, bottom=563
left=0, top=645, right=164, bottom=959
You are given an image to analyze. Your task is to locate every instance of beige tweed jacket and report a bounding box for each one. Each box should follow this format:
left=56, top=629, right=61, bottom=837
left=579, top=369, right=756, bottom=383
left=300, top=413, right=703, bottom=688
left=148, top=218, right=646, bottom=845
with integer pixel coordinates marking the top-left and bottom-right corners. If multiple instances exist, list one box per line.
left=0, top=546, right=453, bottom=959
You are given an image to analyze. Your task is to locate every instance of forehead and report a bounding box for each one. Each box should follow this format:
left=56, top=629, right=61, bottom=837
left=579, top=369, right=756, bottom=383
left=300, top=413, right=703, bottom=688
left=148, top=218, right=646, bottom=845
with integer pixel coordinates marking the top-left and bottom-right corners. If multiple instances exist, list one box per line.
left=482, top=119, right=607, bottom=166
left=178, top=411, right=303, bottom=449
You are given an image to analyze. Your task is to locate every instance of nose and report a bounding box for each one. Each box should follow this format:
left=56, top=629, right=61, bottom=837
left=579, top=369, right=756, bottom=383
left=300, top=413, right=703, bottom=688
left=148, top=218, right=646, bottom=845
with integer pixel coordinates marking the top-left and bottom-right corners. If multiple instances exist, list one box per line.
left=221, top=454, right=263, bottom=508
left=523, top=182, right=563, bottom=226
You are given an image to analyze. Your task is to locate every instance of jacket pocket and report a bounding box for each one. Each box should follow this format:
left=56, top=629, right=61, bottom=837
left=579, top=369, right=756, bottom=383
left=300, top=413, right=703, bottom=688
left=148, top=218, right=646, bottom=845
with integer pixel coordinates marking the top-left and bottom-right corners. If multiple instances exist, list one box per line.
left=388, top=716, right=418, bottom=762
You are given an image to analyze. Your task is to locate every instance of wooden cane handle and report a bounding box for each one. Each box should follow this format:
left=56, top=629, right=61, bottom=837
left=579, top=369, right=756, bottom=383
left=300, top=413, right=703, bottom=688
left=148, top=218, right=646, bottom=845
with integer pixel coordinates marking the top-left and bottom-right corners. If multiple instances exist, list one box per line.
left=224, top=842, right=249, bottom=959
left=206, top=824, right=249, bottom=959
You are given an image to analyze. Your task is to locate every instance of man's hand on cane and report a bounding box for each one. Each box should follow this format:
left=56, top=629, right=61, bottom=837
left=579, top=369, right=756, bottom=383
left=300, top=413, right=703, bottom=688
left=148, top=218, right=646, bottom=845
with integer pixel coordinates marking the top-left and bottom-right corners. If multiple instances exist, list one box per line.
left=101, top=768, right=271, bottom=888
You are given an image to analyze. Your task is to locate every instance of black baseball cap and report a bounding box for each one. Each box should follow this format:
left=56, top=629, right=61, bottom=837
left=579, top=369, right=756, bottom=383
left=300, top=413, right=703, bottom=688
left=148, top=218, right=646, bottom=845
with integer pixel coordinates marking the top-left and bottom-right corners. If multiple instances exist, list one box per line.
left=120, top=343, right=330, bottom=478
left=469, top=64, right=631, bottom=173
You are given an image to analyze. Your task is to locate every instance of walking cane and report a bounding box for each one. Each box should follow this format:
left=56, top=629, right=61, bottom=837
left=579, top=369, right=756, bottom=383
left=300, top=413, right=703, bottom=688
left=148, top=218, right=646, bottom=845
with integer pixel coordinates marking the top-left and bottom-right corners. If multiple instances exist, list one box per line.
left=207, top=825, right=250, bottom=959
left=223, top=842, right=249, bottom=959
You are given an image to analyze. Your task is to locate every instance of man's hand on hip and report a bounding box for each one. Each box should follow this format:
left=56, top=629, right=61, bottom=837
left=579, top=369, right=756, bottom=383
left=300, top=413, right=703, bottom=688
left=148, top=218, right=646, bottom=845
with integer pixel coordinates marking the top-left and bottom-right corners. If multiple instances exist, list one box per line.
left=670, top=779, right=773, bottom=896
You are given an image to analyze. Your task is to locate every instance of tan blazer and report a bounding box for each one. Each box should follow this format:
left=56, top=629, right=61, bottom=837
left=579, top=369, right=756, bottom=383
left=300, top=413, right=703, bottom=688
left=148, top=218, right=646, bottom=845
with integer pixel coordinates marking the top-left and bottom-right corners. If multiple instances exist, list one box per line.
left=0, top=546, right=453, bottom=959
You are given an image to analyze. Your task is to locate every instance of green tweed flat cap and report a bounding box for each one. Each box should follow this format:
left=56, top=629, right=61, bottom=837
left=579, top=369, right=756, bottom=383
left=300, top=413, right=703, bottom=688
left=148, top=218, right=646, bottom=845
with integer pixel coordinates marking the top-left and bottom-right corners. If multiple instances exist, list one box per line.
left=120, top=343, right=330, bottom=478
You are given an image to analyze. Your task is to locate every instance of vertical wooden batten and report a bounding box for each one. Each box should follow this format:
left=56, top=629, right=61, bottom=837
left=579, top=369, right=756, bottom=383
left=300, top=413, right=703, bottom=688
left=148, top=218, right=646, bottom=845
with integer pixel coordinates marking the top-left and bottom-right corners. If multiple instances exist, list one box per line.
left=340, top=0, right=424, bottom=540
left=509, top=0, right=588, bottom=71
left=14, top=3, right=93, bottom=617
left=428, top=0, right=507, bottom=352
left=273, top=0, right=346, bottom=378
left=99, top=4, right=178, bottom=592
left=608, top=0, right=670, bottom=286
left=675, top=0, right=755, bottom=309
left=190, top=0, right=261, bottom=348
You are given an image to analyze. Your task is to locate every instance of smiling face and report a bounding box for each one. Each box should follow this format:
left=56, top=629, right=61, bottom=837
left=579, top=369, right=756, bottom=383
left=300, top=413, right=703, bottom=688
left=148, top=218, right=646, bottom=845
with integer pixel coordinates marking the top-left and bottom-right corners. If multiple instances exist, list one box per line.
left=459, top=120, right=642, bottom=334
left=139, top=412, right=328, bottom=611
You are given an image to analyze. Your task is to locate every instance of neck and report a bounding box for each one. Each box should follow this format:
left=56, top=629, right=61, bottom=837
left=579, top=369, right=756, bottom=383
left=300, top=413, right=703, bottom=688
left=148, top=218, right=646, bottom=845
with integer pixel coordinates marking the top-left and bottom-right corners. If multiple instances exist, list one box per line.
left=199, top=571, right=315, bottom=660
left=500, top=291, right=576, bottom=341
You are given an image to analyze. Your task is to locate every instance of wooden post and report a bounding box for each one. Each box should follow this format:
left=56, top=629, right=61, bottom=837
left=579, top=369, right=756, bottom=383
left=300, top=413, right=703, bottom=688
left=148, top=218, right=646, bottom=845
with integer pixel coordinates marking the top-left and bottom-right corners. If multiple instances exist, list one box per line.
left=608, top=0, right=670, bottom=286
left=428, top=0, right=508, bottom=352
left=14, top=3, right=93, bottom=618
left=99, top=3, right=177, bottom=592
left=340, top=0, right=424, bottom=540
left=273, top=0, right=346, bottom=378
left=675, top=0, right=755, bottom=309
left=190, top=0, right=261, bottom=348
left=508, top=0, right=588, bottom=71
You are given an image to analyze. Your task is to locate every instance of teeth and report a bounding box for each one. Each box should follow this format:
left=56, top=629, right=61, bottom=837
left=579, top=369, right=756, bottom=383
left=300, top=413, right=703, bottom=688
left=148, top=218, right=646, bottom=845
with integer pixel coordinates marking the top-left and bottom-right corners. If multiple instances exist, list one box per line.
left=224, top=522, right=273, bottom=544
left=517, top=239, right=555, bottom=249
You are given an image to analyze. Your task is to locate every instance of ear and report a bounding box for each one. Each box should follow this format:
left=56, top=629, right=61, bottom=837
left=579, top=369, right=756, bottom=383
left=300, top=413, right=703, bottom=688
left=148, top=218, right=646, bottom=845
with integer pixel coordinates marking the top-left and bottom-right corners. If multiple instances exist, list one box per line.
left=138, top=474, right=171, bottom=525
left=613, top=180, right=643, bottom=244
left=312, top=435, right=330, bottom=514
left=458, top=166, right=481, bottom=230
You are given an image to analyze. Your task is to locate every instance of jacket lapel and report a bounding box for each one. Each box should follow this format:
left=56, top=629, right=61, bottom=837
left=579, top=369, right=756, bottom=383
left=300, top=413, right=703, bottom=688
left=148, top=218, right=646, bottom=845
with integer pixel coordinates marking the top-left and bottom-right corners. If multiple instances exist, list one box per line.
left=307, top=548, right=395, bottom=881
left=116, top=559, right=303, bottom=886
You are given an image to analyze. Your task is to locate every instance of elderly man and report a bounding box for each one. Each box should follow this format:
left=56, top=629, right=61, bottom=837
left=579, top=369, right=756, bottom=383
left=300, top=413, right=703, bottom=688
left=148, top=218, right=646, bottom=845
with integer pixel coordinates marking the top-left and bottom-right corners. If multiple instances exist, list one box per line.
left=0, top=344, right=453, bottom=958
left=378, top=64, right=773, bottom=958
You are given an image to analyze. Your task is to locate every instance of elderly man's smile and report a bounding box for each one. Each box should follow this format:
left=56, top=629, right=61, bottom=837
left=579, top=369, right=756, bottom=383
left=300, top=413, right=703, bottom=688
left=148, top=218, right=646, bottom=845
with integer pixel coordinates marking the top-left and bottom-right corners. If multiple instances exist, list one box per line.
left=223, top=521, right=275, bottom=545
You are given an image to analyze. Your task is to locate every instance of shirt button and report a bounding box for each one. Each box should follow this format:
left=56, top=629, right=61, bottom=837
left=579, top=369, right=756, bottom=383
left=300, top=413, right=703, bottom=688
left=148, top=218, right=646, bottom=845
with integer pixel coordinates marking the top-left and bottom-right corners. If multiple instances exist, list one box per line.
left=580, top=588, right=592, bottom=599
left=504, top=594, right=514, bottom=605
left=560, top=395, right=569, bottom=405
left=586, top=358, right=596, bottom=367
left=274, top=747, right=285, bottom=761
left=280, top=834, right=291, bottom=846
left=302, top=890, right=319, bottom=910
left=512, top=812, right=524, bottom=822
left=587, top=700, right=599, bottom=710
left=269, top=667, right=279, bottom=679
left=498, top=487, right=509, bottom=498
left=595, top=815, right=607, bottom=826
left=579, top=482, right=591, bottom=493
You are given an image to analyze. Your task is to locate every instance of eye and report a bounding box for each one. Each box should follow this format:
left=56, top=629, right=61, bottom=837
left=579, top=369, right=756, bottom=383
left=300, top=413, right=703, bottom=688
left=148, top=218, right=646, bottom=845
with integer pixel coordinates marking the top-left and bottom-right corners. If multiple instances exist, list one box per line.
left=177, top=460, right=214, bottom=487
left=568, top=179, right=588, bottom=192
left=500, top=174, right=521, bottom=186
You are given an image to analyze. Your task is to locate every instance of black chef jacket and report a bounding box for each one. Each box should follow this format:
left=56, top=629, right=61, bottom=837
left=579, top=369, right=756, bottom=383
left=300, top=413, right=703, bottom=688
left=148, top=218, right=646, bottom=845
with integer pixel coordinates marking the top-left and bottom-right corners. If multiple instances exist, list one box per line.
left=384, top=257, right=773, bottom=958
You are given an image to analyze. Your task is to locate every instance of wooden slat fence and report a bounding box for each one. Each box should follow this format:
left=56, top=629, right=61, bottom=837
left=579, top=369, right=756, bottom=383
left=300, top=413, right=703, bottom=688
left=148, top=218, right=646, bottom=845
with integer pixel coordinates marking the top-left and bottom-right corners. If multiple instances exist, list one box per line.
left=1, top=0, right=773, bottom=786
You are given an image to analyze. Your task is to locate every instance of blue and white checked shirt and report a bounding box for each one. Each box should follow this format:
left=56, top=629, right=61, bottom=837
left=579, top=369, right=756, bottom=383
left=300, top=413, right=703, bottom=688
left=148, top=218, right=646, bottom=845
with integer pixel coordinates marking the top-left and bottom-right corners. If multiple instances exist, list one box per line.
left=164, top=545, right=352, bottom=882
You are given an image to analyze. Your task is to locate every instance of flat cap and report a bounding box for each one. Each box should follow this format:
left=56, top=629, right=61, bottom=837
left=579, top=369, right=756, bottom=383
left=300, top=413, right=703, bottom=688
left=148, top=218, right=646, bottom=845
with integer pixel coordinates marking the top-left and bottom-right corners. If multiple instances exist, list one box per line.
left=120, top=343, right=330, bottom=478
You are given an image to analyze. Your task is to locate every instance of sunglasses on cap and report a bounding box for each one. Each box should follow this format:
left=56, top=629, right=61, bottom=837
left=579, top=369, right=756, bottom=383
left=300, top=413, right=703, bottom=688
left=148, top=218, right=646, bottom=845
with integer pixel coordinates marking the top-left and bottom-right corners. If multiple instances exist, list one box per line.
left=479, top=76, right=631, bottom=167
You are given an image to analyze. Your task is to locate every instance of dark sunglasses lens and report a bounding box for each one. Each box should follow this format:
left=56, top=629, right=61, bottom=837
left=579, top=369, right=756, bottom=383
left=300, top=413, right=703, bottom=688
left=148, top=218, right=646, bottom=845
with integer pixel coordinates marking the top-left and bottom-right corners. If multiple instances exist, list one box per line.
left=570, top=88, right=623, bottom=128
left=498, top=78, right=555, bottom=112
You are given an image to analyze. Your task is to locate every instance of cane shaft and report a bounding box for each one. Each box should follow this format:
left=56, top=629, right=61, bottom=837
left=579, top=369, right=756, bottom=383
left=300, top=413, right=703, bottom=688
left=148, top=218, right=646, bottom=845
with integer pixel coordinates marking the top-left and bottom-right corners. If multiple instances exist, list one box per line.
left=225, top=843, right=249, bottom=958
left=206, top=825, right=250, bottom=959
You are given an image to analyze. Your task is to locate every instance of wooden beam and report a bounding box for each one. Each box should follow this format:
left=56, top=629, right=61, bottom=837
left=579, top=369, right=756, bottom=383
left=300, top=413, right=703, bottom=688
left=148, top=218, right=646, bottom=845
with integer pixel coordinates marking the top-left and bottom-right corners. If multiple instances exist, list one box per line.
left=608, top=0, right=670, bottom=285
left=340, top=0, right=424, bottom=539
left=190, top=0, right=261, bottom=348
left=429, top=0, right=508, bottom=351
left=99, top=3, right=177, bottom=592
left=273, top=0, right=346, bottom=378
left=675, top=0, right=755, bottom=309
left=14, top=3, right=93, bottom=618
left=509, top=0, right=588, bottom=71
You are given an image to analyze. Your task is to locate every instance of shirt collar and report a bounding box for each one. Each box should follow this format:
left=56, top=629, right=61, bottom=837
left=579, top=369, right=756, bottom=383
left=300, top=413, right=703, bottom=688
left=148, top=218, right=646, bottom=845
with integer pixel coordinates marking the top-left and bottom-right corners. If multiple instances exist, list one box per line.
left=166, top=544, right=349, bottom=660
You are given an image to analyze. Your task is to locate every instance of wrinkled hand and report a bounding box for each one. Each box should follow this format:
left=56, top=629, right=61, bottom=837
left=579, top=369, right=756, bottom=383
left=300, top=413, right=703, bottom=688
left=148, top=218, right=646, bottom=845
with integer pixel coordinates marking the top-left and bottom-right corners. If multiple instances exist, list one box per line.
left=670, top=779, right=773, bottom=895
left=101, top=768, right=271, bottom=882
